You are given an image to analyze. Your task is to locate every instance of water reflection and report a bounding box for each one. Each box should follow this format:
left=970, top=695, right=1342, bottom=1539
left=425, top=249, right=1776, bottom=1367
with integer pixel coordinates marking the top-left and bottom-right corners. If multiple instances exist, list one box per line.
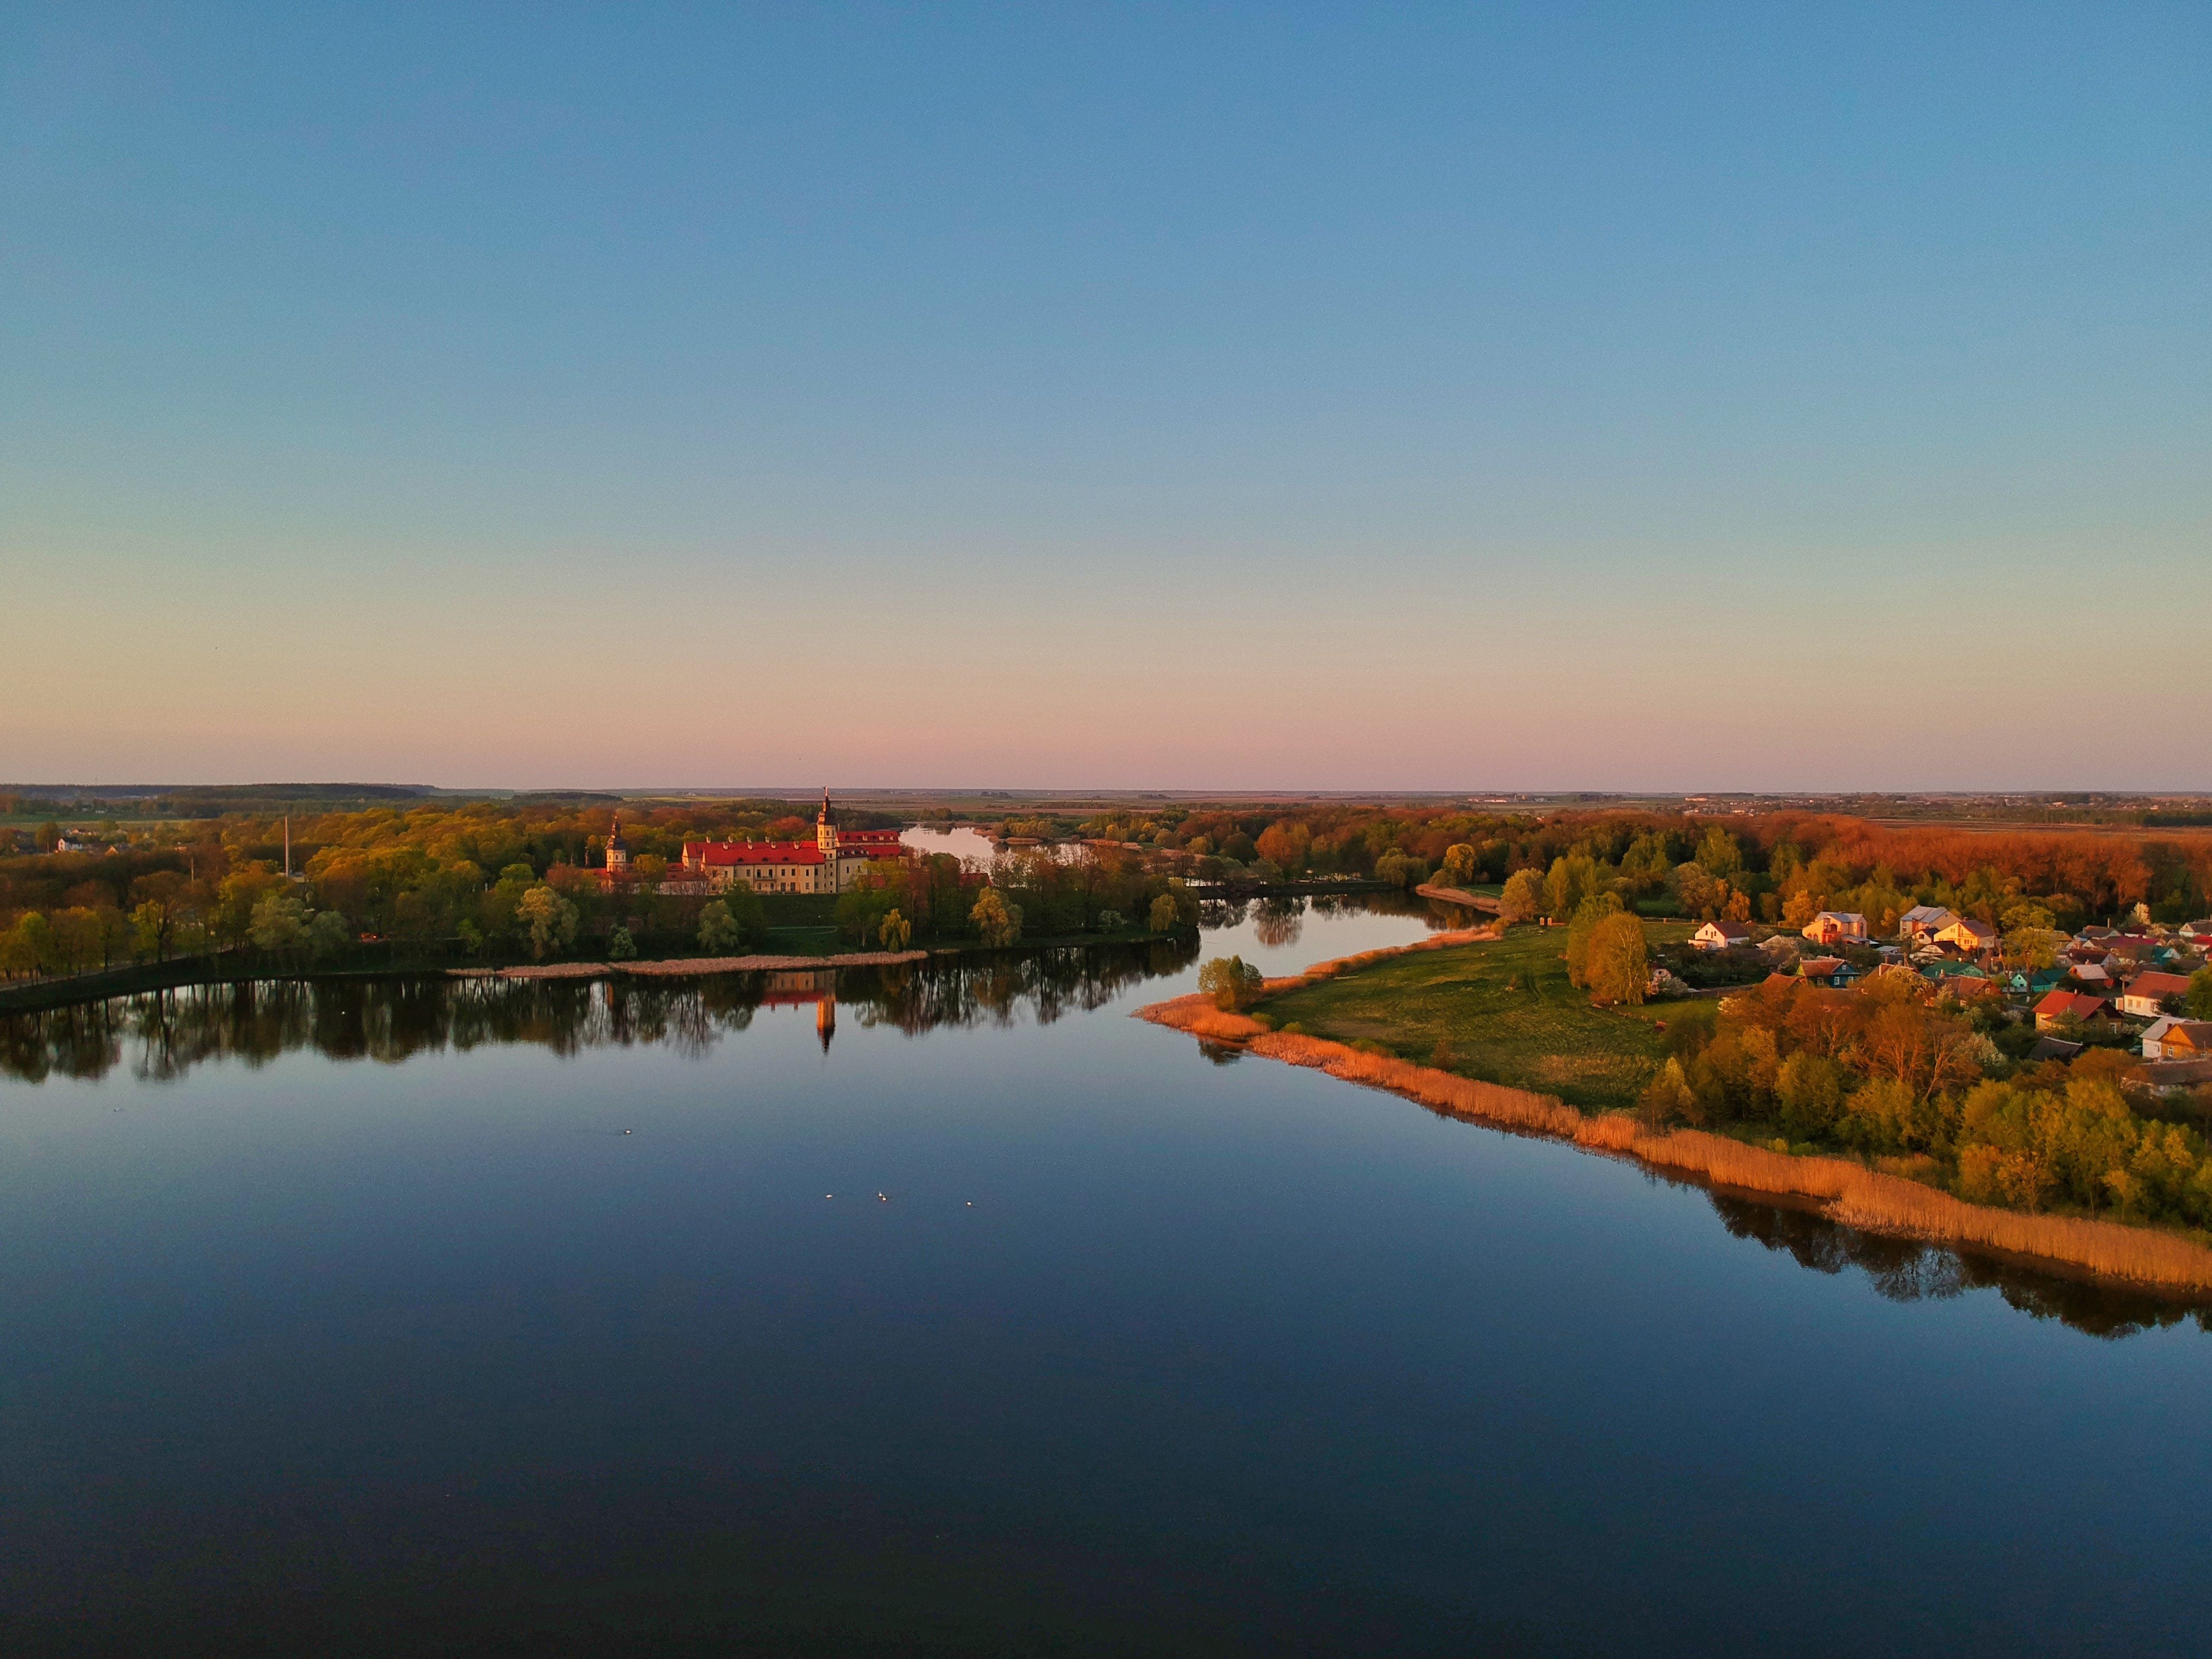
left=0, top=937, right=1203, bottom=1086
left=2, top=895, right=2198, bottom=1345
left=1250, top=899, right=1303, bottom=950
left=1706, top=1192, right=2212, bottom=1340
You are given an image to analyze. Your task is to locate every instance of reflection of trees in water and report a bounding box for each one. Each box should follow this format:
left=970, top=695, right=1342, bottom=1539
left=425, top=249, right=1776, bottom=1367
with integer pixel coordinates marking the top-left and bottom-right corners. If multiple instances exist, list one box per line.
left=1251, top=899, right=1304, bottom=950
left=1708, top=1194, right=2212, bottom=1341
left=1199, top=899, right=1247, bottom=929
left=0, top=937, right=1201, bottom=1086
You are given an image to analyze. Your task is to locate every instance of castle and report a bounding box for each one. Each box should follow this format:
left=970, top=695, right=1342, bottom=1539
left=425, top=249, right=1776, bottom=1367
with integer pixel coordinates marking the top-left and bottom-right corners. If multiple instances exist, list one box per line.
left=657, top=791, right=906, bottom=896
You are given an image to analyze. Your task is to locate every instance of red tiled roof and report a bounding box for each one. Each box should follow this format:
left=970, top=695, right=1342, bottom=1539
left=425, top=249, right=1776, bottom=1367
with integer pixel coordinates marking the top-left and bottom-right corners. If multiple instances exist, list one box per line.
left=2035, top=989, right=2107, bottom=1021
left=2124, top=971, right=2194, bottom=1000
left=685, top=841, right=824, bottom=867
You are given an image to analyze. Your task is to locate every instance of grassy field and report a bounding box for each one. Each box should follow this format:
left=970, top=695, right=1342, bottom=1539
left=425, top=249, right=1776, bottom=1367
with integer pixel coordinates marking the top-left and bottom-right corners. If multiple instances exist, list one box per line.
left=1258, top=921, right=1694, bottom=1112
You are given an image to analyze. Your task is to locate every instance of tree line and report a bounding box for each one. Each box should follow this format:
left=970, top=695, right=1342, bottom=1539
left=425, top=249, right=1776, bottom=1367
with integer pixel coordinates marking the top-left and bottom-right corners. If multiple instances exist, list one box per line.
left=1645, top=972, right=2212, bottom=1234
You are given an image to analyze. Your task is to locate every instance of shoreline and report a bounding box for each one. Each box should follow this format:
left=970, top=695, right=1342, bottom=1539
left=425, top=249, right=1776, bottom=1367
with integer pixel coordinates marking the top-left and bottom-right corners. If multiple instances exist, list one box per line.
left=452, top=950, right=930, bottom=979
left=1412, top=882, right=1503, bottom=914
left=1137, top=937, right=2212, bottom=1299
left=0, top=926, right=1200, bottom=1015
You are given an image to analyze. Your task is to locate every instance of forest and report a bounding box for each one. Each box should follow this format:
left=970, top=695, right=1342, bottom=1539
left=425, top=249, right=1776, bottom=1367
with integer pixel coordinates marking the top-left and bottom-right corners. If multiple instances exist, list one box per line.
left=2, top=796, right=2206, bottom=982
left=1648, top=971, right=2212, bottom=1233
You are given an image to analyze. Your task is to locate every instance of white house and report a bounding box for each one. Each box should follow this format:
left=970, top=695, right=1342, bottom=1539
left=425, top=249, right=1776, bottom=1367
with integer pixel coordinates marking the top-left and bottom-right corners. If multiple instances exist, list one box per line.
left=1692, top=920, right=1753, bottom=952
left=2118, top=971, right=2195, bottom=1021
left=1802, top=911, right=1868, bottom=947
left=1900, top=904, right=1959, bottom=944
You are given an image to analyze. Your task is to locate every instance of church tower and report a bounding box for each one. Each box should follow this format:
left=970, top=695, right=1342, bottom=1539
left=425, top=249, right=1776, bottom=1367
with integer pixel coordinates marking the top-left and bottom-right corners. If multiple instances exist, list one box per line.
left=816, top=788, right=838, bottom=860
left=605, top=814, right=630, bottom=875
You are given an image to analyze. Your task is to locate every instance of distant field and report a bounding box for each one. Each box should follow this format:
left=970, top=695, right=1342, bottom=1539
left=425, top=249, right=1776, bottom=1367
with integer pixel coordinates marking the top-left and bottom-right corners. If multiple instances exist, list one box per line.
left=1259, top=922, right=1694, bottom=1112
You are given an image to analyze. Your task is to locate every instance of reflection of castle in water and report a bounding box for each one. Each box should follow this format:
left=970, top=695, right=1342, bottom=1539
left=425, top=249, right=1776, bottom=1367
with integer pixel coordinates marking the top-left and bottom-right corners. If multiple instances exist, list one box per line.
left=1, top=921, right=2203, bottom=1341
left=758, top=970, right=837, bottom=1052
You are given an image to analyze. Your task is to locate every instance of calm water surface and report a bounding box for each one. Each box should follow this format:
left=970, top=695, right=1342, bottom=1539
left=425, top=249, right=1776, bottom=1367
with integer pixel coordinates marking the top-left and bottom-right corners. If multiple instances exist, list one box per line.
left=3, top=898, right=2207, bottom=1657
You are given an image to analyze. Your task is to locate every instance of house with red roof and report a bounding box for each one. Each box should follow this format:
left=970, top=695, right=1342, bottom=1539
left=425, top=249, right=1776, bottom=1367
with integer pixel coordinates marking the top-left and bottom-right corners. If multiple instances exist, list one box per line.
left=2117, top=971, right=2195, bottom=1021
left=2034, top=989, right=2109, bottom=1032
left=676, top=791, right=908, bottom=896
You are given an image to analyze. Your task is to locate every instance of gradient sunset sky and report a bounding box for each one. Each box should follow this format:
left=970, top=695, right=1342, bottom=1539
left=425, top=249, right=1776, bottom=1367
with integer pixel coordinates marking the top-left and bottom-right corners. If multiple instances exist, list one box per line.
left=4, top=4, right=2207, bottom=792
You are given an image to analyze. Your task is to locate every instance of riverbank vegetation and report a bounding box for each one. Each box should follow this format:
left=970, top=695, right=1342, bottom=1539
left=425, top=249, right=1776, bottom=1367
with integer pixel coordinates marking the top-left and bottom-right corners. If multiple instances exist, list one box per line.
left=1235, top=920, right=2212, bottom=1249
left=1258, top=924, right=1686, bottom=1110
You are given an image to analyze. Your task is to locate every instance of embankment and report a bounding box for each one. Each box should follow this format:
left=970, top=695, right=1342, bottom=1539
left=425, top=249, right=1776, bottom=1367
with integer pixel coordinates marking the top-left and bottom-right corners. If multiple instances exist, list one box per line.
left=453, top=950, right=930, bottom=980
left=1139, top=939, right=2212, bottom=1298
left=1413, top=883, right=1502, bottom=914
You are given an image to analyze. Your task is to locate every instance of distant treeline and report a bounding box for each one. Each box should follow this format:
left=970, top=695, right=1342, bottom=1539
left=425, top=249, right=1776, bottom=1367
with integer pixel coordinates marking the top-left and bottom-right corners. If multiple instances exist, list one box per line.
left=3, top=798, right=2208, bottom=984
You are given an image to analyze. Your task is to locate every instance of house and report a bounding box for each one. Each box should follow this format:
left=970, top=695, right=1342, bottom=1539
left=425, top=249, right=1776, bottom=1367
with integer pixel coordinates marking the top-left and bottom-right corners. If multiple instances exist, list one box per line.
left=2068, top=962, right=2111, bottom=988
left=2029, top=1035, right=2084, bottom=1062
left=1900, top=904, right=1959, bottom=944
left=2001, top=967, right=2068, bottom=998
left=2154, top=1021, right=2212, bottom=1058
left=1934, top=918, right=1999, bottom=955
left=2141, top=1016, right=2184, bottom=1059
left=2034, top=989, right=2109, bottom=1031
left=1799, top=956, right=1860, bottom=987
left=1692, top=920, right=1753, bottom=952
left=2179, top=919, right=2212, bottom=945
left=676, top=795, right=906, bottom=896
left=1802, top=911, right=1868, bottom=947
left=2117, top=971, right=2195, bottom=1021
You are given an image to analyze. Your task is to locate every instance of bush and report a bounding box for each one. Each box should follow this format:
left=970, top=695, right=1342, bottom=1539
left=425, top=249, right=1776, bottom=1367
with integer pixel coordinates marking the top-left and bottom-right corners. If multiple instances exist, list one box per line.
left=1197, top=955, right=1264, bottom=1012
left=697, top=900, right=744, bottom=954
left=608, top=926, right=637, bottom=961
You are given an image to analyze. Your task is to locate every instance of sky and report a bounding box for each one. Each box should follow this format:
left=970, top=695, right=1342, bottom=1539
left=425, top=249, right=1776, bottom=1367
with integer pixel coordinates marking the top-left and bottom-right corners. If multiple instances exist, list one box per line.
left=3, top=3, right=2207, bottom=793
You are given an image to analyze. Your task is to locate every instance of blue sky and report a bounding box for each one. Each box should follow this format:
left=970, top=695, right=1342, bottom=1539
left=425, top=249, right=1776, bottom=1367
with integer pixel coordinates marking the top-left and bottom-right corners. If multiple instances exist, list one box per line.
left=4, top=3, right=2206, bottom=790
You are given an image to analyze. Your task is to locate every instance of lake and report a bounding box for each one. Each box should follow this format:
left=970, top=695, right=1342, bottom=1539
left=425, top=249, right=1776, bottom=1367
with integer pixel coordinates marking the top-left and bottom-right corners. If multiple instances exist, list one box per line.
left=2, top=896, right=2207, bottom=1656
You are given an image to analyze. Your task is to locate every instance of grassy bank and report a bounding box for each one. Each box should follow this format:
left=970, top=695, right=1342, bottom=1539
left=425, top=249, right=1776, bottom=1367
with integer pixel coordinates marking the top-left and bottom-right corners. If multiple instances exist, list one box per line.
left=1144, top=925, right=2212, bottom=1296
left=1257, top=922, right=1692, bottom=1111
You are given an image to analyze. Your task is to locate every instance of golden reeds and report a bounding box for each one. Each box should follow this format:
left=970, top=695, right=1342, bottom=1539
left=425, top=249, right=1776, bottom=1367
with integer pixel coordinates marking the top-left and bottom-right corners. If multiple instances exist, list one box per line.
left=1139, top=940, right=2212, bottom=1293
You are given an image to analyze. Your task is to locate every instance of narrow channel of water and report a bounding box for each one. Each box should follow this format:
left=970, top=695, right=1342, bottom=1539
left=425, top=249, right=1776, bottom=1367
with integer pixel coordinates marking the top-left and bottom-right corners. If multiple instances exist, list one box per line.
left=1, top=896, right=2205, bottom=1656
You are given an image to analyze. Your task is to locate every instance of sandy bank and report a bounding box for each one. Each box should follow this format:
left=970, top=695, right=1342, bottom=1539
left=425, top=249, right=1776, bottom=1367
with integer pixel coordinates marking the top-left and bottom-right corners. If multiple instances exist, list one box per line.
left=1413, top=883, right=1502, bottom=914
left=1139, top=939, right=2212, bottom=1298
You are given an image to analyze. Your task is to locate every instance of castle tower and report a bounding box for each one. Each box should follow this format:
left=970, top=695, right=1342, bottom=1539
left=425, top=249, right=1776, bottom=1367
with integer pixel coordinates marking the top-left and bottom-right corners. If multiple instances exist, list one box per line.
left=605, top=814, right=630, bottom=874
left=816, top=788, right=837, bottom=860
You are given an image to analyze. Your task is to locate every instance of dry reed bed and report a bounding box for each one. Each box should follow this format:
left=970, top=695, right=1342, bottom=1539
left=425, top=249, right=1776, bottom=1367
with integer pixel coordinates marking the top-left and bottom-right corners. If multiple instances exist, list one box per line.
left=1138, top=950, right=2212, bottom=1295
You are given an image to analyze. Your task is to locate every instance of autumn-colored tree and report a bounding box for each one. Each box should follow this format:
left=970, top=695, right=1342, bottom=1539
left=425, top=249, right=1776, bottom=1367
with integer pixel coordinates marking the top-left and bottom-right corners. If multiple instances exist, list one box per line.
left=1498, top=869, right=1542, bottom=924
left=1584, top=913, right=1649, bottom=1006
left=1639, top=1057, right=1695, bottom=1126
left=516, top=885, right=579, bottom=959
left=248, top=891, right=311, bottom=956
left=971, top=887, right=1022, bottom=948
left=879, top=908, right=913, bottom=951
left=1671, top=861, right=1723, bottom=921
left=1198, top=954, right=1263, bottom=1012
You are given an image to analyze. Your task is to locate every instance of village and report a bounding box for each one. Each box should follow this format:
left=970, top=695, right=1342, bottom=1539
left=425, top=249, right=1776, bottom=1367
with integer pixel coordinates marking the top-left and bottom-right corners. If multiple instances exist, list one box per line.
left=1682, top=902, right=2212, bottom=1078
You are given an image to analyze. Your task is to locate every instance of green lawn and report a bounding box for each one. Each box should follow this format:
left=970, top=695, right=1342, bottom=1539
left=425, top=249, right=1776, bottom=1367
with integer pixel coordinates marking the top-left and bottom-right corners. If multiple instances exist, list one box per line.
left=1258, top=922, right=1694, bottom=1112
